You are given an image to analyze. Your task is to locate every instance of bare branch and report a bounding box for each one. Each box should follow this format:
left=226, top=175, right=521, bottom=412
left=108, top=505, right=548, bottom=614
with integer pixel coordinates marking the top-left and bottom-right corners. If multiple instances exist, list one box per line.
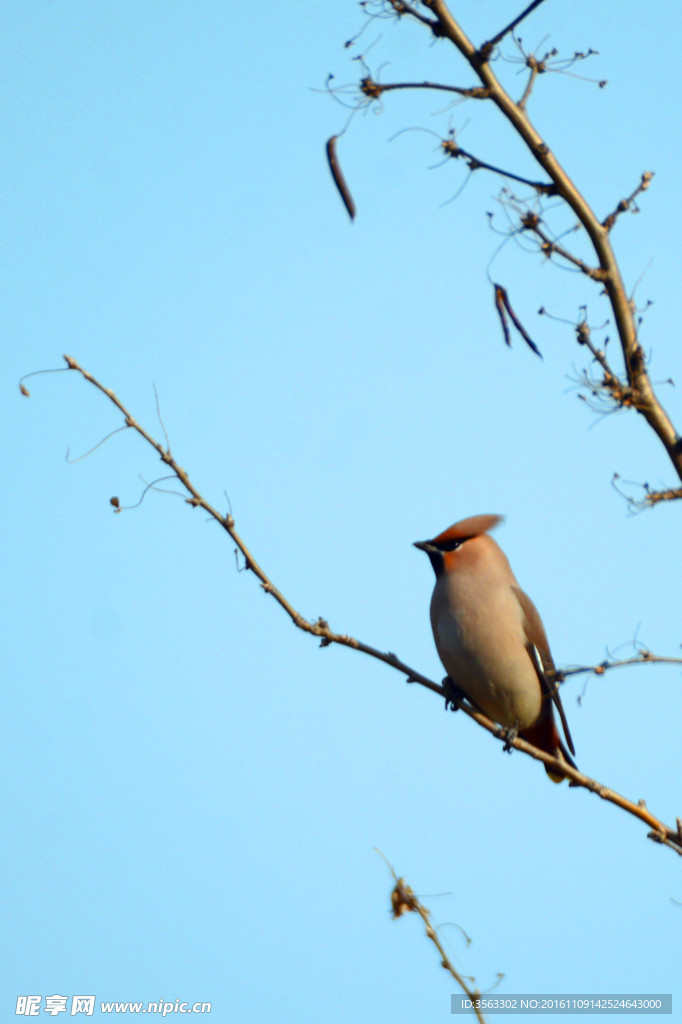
left=519, top=211, right=607, bottom=281
left=638, top=486, right=682, bottom=508
left=569, top=319, right=646, bottom=416
left=396, top=0, right=682, bottom=483
left=43, top=356, right=682, bottom=856
left=440, top=138, right=556, bottom=195
left=508, top=39, right=606, bottom=108
left=379, top=856, right=489, bottom=1023
left=602, top=171, right=655, bottom=232
left=360, top=77, right=490, bottom=101
left=612, top=474, right=682, bottom=512
left=517, top=58, right=540, bottom=110
left=385, top=0, right=440, bottom=33
left=479, top=0, right=550, bottom=58
left=557, top=651, right=682, bottom=680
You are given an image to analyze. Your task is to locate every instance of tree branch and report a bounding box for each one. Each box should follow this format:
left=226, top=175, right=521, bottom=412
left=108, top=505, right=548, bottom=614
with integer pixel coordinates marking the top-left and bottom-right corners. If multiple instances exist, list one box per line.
left=519, top=211, right=606, bottom=281
left=30, top=356, right=682, bottom=857
left=602, top=171, right=655, bottom=232
left=391, top=0, right=682, bottom=485
left=479, top=0, right=550, bottom=58
left=360, top=77, right=489, bottom=101
left=382, top=857, right=490, bottom=1023
left=557, top=651, right=682, bottom=681
left=439, top=139, right=556, bottom=195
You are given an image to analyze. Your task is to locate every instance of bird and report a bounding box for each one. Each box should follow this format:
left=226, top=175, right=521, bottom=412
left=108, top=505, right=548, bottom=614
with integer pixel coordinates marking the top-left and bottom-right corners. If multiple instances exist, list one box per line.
left=414, top=514, right=576, bottom=782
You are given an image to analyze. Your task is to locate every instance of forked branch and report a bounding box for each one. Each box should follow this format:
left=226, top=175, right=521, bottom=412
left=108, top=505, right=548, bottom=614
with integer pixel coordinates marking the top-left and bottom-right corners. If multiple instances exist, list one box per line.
left=370, top=0, right=682, bottom=487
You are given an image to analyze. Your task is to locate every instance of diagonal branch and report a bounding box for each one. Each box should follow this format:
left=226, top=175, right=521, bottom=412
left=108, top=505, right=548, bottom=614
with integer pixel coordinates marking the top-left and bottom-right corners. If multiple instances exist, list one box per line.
left=479, top=0, right=550, bottom=58
left=440, top=140, right=556, bottom=194
left=36, top=356, right=682, bottom=857
left=602, top=171, right=655, bottom=232
left=401, top=0, right=682, bottom=484
left=382, top=858, right=489, bottom=1023
left=519, top=211, right=606, bottom=280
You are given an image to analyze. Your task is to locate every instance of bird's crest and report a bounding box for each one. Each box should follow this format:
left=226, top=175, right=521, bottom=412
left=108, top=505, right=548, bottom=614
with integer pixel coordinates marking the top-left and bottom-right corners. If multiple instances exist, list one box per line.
left=431, top=514, right=503, bottom=546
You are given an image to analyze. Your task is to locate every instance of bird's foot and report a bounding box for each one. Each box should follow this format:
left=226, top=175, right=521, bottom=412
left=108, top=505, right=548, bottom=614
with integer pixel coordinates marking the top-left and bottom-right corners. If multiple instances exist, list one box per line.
left=501, top=721, right=520, bottom=754
left=443, top=676, right=467, bottom=712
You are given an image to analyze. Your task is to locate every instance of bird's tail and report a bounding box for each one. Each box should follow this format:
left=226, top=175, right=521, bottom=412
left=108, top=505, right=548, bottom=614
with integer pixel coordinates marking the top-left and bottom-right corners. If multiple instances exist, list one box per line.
left=521, top=719, right=578, bottom=784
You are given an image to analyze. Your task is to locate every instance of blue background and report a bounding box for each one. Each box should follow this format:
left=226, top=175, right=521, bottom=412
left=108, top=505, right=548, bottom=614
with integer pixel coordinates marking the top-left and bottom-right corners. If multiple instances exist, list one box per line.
left=4, top=2, right=681, bottom=1021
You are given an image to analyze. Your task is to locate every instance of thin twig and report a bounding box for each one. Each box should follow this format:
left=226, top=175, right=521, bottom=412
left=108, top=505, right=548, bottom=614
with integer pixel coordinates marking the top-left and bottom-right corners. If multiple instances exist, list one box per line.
left=517, top=61, right=539, bottom=110
left=65, top=425, right=130, bottom=464
left=387, top=0, right=439, bottom=32
left=361, top=78, right=489, bottom=100
left=557, top=651, right=682, bottom=680
left=571, top=319, right=642, bottom=413
left=602, top=171, right=655, bottom=232
left=479, top=0, right=550, bottom=57
left=611, top=475, right=682, bottom=513
left=440, top=139, right=557, bottom=195
left=378, top=853, right=488, bottom=1024
left=519, top=211, right=606, bottom=281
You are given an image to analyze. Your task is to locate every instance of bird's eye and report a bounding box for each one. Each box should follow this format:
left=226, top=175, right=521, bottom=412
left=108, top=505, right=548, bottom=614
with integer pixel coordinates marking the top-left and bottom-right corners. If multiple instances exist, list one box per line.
left=436, top=537, right=464, bottom=552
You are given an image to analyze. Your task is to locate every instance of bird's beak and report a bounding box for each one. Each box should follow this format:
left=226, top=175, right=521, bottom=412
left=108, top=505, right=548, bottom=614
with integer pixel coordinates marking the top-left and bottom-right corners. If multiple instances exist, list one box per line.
left=413, top=540, right=433, bottom=553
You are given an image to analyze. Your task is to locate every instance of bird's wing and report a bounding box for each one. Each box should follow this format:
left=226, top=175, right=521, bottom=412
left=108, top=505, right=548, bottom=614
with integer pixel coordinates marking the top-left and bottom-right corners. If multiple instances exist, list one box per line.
left=512, top=585, right=576, bottom=757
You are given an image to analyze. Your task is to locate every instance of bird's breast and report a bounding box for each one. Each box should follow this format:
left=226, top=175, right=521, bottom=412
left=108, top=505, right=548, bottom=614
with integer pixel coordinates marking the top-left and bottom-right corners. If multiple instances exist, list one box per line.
left=429, top=574, right=542, bottom=729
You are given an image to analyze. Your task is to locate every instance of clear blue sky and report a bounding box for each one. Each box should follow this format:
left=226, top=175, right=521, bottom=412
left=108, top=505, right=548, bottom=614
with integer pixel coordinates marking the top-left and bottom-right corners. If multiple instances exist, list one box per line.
left=4, top=2, right=681, bottom=1021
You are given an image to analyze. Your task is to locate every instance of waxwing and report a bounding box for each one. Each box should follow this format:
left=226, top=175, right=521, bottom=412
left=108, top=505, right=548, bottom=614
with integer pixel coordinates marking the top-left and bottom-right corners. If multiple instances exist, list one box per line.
left=415, top=514, right=576, bottom=781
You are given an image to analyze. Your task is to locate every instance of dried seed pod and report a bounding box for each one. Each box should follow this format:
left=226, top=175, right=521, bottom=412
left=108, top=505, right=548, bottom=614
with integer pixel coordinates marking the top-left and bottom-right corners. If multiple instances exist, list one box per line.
left=326, top=135, right=356, bottom=222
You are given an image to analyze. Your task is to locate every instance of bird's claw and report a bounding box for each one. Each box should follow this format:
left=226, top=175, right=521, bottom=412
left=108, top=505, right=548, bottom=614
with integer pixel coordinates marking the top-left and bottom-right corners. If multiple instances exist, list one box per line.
left=501, top=722, right=519, bottom=754
left=443, top=676, right=467, bottom=712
